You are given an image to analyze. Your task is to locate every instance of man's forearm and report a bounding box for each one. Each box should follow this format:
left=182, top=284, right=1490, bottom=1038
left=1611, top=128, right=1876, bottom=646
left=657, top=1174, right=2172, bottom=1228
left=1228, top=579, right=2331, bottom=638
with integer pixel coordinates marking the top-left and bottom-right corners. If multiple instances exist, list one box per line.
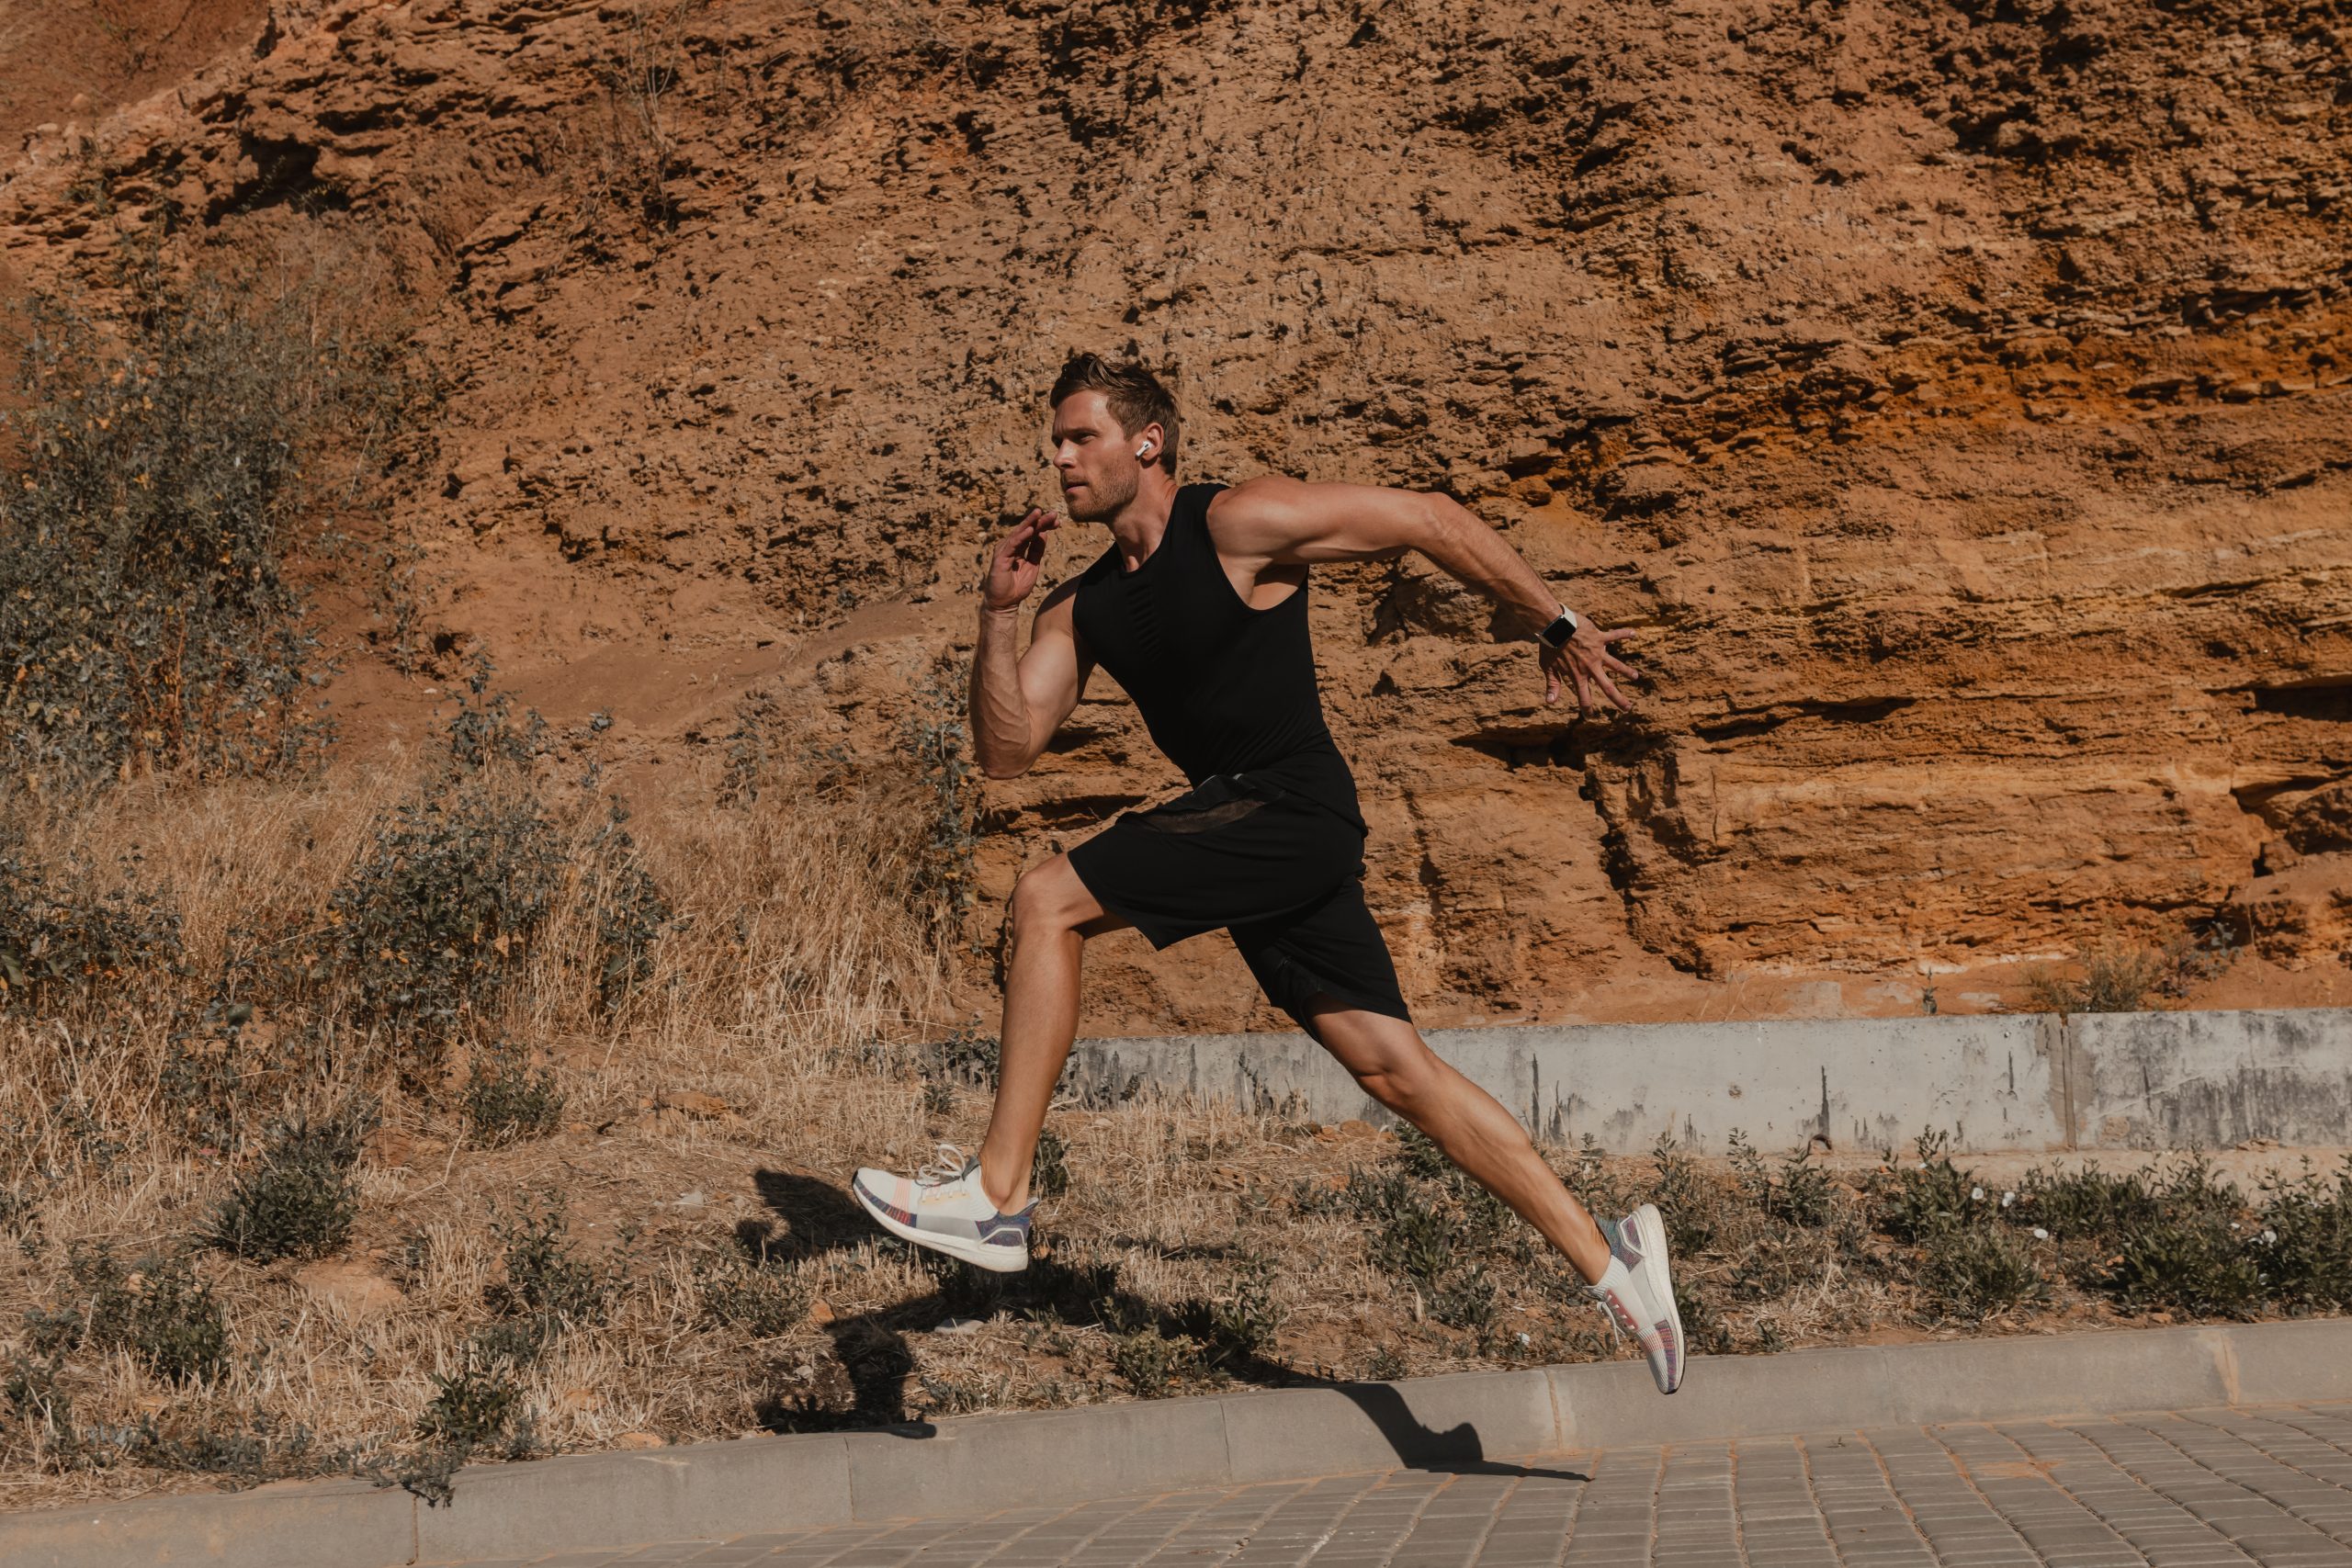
left=970, top=606, right=1034, bottom=776
left=1419, top=497, right=1565, bottom=637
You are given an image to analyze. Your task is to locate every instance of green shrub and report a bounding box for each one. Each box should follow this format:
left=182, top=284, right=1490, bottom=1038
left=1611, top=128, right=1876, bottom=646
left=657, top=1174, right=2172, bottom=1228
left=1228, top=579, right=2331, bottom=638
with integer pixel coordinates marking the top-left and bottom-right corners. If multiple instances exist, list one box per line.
left=328, top=781, right=564, bottom=1033
left=1429, top=1262, right=1501, bottom=1333
left=36, top=1243, right=228, bottom=1383
left=1918, top=1224, right=2045, bottom=1317
left=1031, top=1127, right=1071, bottom=1198
left=1197, top=1252, right=1284, bottom=1364
left=415, top=1354, right=523, bottom=1450
left=0, top=841, right=179, bottom=1010
left=460, top=1043, right=566, bottom=1146
left=0, top=253, right=410, bottom=788
left=1874, top=1131, right=1984, bottom=1243
left=898, top=670, right=979, bottom=940
left=2107, top=1218, right=2265, bottom=1316
left=486, top=1194, right=605, bottom=1343
left=2258, top=1159, right=2352, bottom=1311
left=583, top=801, right=670, bottom=1013
left=442, top=658, right=548, bottom=773
left=1110, top=1327, right=1206, bottom=1396
left=2011, top=1163, right=2168, bottom=1242
left=1729, top=1132, right=1836, bottom=1229
left=1359, top=1170, right=1451, bottom=1286
left=1392, top=1122, right=1453, bottom=1181
left=696, top=1254, right=808, bottom=1337
left=205, top=1100, right=374, bottom=1262
left=1648, top=1134, right=1719, bottom=1258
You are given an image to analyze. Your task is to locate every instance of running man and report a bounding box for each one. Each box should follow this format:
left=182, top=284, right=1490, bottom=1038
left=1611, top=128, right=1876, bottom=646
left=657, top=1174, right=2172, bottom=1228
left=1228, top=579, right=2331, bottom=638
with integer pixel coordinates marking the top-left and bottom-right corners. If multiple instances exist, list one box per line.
left=854, top=355, right=1685, bottom=1394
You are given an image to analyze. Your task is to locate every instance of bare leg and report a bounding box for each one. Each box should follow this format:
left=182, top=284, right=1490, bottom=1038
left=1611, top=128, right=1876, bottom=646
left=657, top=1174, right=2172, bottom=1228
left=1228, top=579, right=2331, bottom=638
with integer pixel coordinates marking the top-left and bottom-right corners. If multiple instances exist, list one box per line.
left=976, top=854, right=1128, bottom=1213
left=1306, top=998, right=1612, bottom=1284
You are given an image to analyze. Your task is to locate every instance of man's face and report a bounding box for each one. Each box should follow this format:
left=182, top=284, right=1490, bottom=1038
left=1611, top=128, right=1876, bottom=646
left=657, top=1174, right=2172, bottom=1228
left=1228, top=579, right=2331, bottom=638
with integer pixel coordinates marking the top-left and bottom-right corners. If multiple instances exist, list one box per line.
left=1049, top=389, right=1143, bottom=523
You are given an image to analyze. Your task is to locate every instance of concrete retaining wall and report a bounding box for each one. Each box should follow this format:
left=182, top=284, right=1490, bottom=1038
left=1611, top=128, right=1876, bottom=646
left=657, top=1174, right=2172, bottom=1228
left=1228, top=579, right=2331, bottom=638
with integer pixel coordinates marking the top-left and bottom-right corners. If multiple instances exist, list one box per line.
left=1067, top=1007, right=2352, bottom=1154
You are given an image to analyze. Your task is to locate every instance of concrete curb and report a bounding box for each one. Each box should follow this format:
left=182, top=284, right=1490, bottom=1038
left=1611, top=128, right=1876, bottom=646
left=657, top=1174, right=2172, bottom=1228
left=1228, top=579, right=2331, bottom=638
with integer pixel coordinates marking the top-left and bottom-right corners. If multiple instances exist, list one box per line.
left=4, top=1318, right=2347, bottom=1567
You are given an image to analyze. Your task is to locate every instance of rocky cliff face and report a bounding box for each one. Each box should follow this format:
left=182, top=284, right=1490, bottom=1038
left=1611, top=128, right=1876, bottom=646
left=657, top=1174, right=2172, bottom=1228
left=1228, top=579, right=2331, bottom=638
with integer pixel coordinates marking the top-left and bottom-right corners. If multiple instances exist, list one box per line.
left=5, top=0, right=2348, bottom=1032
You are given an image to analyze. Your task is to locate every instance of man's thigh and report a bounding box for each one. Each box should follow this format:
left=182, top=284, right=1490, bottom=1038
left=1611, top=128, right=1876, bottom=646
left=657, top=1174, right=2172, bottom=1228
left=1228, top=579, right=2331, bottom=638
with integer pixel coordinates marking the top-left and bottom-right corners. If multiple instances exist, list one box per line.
left=1229, top=875, right=1412, bottom=1033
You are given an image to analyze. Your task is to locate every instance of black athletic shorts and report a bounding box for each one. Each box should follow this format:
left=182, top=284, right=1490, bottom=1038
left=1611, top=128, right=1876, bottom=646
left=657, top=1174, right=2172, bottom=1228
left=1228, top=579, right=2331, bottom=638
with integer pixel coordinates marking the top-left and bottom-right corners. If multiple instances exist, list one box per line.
left=1066, top=773, right=1411, bottom=1032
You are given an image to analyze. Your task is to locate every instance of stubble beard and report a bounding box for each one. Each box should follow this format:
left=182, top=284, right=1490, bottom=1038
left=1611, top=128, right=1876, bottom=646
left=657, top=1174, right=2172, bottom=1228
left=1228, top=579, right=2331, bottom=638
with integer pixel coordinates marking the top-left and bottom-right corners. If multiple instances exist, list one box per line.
left=1063, top=465, right=1138, bottom=524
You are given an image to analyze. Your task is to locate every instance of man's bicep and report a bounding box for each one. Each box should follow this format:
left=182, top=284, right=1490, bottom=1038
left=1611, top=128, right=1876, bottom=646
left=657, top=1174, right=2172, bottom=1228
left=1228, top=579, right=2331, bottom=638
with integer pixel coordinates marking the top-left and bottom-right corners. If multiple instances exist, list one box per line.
left=1018, top=581, right=1091, bottom=734
left=1212, top=476, right=1434, bottom=565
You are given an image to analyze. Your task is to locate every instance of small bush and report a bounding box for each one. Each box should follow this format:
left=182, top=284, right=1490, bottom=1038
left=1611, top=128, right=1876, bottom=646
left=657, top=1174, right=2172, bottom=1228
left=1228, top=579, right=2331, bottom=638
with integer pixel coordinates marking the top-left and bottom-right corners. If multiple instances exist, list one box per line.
left=205, top=1100, right=375, bottom=1262
left=1392, top=1123, right=1453, bottom=1181
left=1729, top=1133, right=1836, bottom=1229
left=329, top=781, right=565, bottom=1035
left=697, top=1255, right=808, bottom=1337
left=442, top=660, right=548, bottom=773
left=1875, top=1131, right=1984, bottom=1243
left=38, top=1244, right=228, bottom=1383
left=416, top=1354, right=523, bottom=1450
left=2107, top=1218, right=2265, bottom=1317
left=584, top=801, right=670, bottom=1013
left=1359, top=1171, right=1451, bottom=1286
left=0, top=246, right=413, bottom=787
left=2259, top=1159, right=2352, bottom=1311
left=1110, top=1327, right=1206, bottom=1396
left=1429, top=1262, right=1501, bottom=1333
left=1031, top=1127, right=1071, bottom=1199
left=1918, top=1224, right=2044, bottom=1318
left=0, top=842, right=179, bottom=1010
left=1649, top=1134, right=1718, bottom=1258
left=2012, top=1163, right=2168, bottom=1242
left=486, top=1195, right=605, bottom=1341
left=897, top=670, right=979, bottom=941
left=460, top=1044, right=566, bottom=1146
left=1197, top=1252, right=1284, bottom=1365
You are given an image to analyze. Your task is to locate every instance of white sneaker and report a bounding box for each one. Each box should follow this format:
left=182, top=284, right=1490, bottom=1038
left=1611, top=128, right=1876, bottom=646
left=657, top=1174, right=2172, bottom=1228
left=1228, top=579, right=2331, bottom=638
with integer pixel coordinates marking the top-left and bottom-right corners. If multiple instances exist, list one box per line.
left=851, top=1145, right=1036, bottom=1273
left=1584, top=1203, right=1686, bottom=1394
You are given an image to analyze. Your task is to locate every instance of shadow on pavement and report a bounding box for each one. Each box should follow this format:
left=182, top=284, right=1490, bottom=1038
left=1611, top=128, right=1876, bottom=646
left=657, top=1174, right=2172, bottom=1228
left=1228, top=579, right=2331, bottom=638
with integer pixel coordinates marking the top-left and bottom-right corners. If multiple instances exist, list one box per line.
left=741, top=1168, right=1589, bottom=1483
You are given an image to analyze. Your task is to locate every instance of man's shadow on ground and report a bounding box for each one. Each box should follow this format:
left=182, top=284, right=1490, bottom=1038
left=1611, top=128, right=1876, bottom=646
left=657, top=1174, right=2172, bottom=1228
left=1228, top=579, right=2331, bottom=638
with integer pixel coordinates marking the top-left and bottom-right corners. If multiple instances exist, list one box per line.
left=741, top=1168, right=1586, bottom=1483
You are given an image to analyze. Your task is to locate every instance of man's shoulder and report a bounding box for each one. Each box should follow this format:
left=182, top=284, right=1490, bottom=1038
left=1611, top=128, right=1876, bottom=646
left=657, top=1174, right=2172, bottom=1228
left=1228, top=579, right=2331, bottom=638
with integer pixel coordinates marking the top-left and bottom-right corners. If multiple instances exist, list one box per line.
left=1200, top=474, right=1301, bottom=542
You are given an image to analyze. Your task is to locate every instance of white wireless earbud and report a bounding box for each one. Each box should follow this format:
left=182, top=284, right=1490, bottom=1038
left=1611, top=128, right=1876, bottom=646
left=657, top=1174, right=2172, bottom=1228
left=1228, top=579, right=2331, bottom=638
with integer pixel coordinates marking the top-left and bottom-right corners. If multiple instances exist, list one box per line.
left=1136, top=444, right=1154, bottom=458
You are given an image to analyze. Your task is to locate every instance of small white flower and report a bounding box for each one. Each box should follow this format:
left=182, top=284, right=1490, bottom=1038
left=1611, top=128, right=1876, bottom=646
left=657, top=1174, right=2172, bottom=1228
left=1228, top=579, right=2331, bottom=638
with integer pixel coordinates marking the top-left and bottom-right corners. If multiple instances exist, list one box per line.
left=1516, top=1331, right=1532, bottom=1347
left=2001, top=1190, right=2017, bottom=1208
left=2032, top=1227, right=2051, bottom=1240
left=2261, top=1229, right=2278, bottom=1246
left=1970, top=1186, right=1985, bottom=1201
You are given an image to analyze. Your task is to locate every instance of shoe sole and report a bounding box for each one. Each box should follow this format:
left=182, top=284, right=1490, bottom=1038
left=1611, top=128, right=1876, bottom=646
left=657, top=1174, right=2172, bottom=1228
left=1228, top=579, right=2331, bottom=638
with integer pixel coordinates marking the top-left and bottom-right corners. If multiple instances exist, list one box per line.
left=1629, top=1203, right=1685, bottom=1393
left=852, top=1179, right=1030, bottom=1273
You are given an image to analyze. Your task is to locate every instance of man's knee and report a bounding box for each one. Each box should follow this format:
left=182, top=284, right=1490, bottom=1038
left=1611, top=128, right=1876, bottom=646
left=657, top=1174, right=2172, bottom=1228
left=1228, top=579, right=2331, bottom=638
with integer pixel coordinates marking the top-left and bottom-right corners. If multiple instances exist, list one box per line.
left=1336, top=1032, right=1448, bottom=1116
left=1008, top=857, right=1091, bottom=942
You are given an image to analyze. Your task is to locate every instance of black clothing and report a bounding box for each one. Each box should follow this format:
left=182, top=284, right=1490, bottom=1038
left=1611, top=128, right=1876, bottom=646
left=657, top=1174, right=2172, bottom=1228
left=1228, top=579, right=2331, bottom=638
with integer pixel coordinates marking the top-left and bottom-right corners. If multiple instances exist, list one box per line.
left=1066, top=772, right=1410, bottom=1027
left=1063, top=482, right=1410, bottom=1029
left=1069, top=482, right=1363, bottom=830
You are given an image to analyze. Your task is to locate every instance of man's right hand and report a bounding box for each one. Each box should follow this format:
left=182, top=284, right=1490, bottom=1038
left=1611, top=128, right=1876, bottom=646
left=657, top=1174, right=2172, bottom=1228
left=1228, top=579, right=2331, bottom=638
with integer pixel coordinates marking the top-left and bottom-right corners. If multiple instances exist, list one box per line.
left=984, top=507, right=1059, bottom=611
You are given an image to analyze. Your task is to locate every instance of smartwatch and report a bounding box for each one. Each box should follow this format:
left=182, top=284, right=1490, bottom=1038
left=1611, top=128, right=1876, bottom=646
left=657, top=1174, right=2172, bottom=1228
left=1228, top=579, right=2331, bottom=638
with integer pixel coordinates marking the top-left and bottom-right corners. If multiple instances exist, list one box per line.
left=1538, top=604, right=1581, bottom=650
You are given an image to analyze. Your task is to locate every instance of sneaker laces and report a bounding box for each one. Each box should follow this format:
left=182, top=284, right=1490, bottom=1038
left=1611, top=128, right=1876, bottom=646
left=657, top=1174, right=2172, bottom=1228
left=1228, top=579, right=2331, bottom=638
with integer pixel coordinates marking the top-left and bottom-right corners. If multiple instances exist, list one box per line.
left=917, top=1142, right=976, bottom=1183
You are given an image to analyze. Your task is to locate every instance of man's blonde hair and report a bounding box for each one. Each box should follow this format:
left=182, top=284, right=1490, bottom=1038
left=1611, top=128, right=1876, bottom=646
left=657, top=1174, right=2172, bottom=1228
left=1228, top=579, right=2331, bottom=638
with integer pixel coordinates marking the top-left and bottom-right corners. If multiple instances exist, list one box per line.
left=1050, top=353, right=1180, bottom=476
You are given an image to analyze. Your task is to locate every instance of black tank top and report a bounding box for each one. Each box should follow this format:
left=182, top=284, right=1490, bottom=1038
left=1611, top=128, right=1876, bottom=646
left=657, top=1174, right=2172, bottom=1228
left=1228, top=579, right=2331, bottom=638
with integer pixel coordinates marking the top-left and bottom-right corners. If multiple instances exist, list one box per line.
left=1070, top=481, right=1364, bottom=830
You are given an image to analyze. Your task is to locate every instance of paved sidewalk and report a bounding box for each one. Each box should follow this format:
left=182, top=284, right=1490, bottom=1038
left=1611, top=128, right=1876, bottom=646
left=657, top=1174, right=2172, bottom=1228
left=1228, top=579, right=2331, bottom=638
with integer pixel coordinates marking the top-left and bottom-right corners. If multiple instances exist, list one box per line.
left=429, top=1401, right=2352, bottom=1568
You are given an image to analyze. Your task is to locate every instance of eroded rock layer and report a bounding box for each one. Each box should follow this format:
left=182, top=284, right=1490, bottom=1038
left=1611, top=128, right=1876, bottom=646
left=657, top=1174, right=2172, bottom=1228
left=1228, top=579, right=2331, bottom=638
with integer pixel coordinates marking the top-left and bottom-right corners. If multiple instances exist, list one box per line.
left=4, top=0, right=2348, bottom=1030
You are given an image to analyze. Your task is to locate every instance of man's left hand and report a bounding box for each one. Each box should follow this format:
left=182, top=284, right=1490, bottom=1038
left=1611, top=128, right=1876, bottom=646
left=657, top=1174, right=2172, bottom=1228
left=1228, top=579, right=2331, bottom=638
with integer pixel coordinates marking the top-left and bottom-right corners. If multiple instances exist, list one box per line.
left=1541, top=622, right=1643, bottom=716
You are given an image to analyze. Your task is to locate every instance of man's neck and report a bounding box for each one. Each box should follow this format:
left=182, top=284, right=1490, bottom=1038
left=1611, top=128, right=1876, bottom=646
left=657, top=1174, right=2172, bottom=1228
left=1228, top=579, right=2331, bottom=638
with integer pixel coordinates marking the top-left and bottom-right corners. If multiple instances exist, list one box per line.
left=1103, top=478, right=1180, bottom=571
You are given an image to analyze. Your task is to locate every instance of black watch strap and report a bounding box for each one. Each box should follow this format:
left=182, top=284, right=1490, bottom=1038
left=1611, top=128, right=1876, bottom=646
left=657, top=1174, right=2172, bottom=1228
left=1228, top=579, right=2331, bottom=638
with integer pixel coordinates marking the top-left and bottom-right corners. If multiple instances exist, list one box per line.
left=1539, top=605, right=1580, bottom=649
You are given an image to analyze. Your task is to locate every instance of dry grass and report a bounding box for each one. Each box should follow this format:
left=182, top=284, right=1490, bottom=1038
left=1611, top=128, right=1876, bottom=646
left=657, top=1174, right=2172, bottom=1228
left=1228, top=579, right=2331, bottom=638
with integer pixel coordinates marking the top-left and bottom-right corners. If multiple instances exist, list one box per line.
left=0, top=733, right=2341, bottom=1513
